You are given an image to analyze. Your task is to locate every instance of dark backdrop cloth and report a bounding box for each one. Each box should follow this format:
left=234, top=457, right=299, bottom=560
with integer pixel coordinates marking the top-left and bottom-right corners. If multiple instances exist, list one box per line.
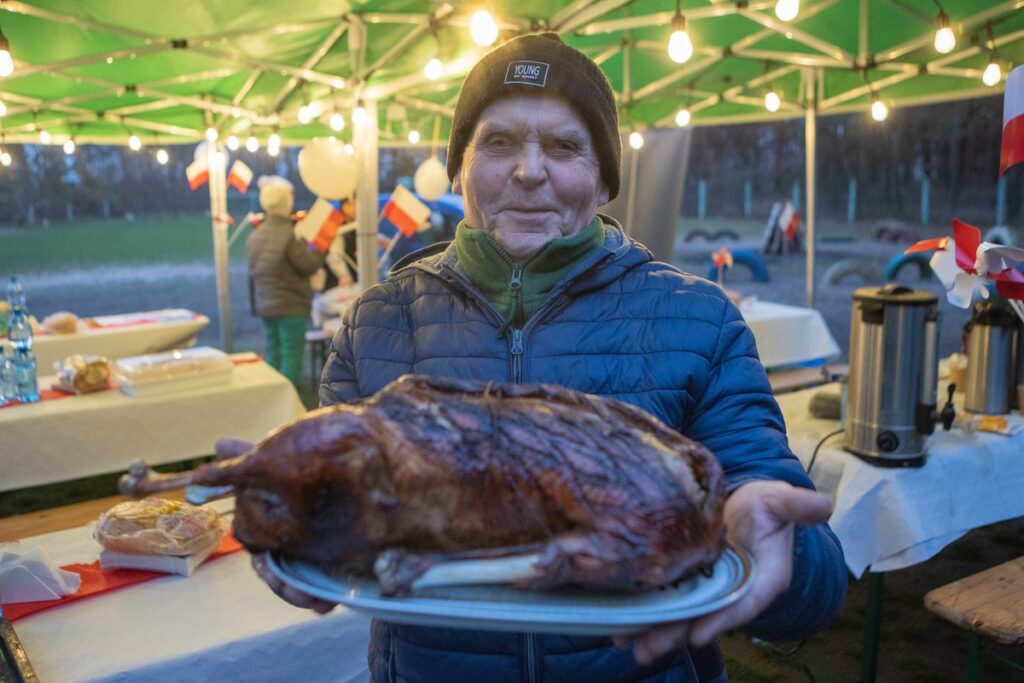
left=603, top=128, right=691, bottom=263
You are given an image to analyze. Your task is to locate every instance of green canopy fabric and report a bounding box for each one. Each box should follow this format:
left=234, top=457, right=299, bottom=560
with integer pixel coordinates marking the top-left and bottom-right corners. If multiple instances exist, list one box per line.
left=0, top=0, right=1021, bottom=148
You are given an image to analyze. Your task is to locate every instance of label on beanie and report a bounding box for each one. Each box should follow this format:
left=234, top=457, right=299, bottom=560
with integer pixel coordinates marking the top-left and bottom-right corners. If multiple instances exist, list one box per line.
left=504, top=60, right=549, bottom=88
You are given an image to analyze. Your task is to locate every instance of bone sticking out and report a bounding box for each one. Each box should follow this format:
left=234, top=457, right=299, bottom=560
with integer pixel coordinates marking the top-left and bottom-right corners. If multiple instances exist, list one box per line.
left=185, top=484, right=235, bottom=505
left=399, top=553, right=544, bottom=591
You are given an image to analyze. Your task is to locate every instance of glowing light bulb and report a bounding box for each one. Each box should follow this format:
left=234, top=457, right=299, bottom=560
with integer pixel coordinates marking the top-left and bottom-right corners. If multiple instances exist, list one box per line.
left=205, top=127, right=218, bottom=142
left=268, top=132, right=281, bottom=148
left=0, top=98, right=6, bottom=117
left=0, top=50, right=12, bottom=78
left=330, top=112, right=345, bottom=131
left=246, top=136, right=259, bottom=152
left=128, top=134, right=141, bottom=151
left=667, top=16, right=693, bottom=65
left=63, top=139, right=75, bottom=155
left=268, top=142, right=280, bottom=157
left=628, top=131, right=644, bottom=150
left=297, top=105, right=312, bottom=124
left=934, top=22, right=955, bottom=54
left=675, top=108, right=691, bottom=127
left=470, top=10, right=499, bottom=47
left=764, top=90, right=781, bottom=112
left=424, top=57, right=444, bottom=81
left=39, top=130, right=51, bottom=144
left=407, top=129, right=421, bottom=144
left=775, top=0, right=799, bottom=22
left=0, top=151, right=11, bottom=167
left=227, top=135, right=239, bottom=151
left=344, top=143, right=355, bottom=155
left=308, top=101, right=322, bottom=119
left=156, top=148, right=169, bottom=164
left=352, top=106, right=367, bottom=127
left=983, top=61, right=1002, bottom=87
left=871, top=99, right=889, bottom=122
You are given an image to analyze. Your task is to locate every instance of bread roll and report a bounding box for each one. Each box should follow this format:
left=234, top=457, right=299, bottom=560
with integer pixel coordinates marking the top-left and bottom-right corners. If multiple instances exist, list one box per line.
left=96, top=498, right=222, bottom=556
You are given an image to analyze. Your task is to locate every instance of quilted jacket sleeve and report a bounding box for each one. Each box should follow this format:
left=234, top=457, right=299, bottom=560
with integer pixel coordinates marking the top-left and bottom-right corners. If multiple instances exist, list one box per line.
left=685, top=297, right=847, bottom=642
left=319, top=297, right=362, bottom=406
left=286, top=235, right=327, bottom=276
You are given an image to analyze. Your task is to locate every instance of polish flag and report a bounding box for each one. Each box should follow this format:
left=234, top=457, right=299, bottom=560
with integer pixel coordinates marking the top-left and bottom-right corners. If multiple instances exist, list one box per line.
left=777, top=201, right=800, bottom=239
left=381, top=185, right=431, bottom=238
left=1000, top=65, right=1024, bottom=176
left=294, top=198, right=346, bottom=252
left=186, top=158, right=209, bottom=190
left=227, top=160, right=253, bottom=193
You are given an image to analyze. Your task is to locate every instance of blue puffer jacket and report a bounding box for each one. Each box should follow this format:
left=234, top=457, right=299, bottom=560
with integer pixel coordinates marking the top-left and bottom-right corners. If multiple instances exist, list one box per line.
left=320, top=216, right=847, bottom=683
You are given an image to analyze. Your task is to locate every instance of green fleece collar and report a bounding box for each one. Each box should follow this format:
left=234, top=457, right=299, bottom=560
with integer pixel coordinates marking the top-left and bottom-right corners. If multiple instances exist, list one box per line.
left=454, top=217, right=604, bottom=327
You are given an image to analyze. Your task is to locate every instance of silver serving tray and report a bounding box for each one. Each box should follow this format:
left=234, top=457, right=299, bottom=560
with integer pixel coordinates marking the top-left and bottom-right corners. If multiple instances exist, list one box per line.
left=268, top=545, right=754, bottom=636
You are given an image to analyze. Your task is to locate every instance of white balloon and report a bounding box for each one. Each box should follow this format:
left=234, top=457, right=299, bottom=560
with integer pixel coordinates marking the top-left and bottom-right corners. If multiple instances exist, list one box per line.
left=298, top=138, right=356, bottom=200
left=413, top=157, right=449, bottom=201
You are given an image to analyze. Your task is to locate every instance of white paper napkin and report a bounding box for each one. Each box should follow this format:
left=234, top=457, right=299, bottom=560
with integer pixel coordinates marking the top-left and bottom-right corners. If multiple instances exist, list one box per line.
left=0, top=547, right=82, bottom=604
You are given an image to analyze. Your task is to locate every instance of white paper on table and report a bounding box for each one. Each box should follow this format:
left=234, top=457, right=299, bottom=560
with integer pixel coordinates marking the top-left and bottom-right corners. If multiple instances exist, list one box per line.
left=0, top=546, right=81, bottom=604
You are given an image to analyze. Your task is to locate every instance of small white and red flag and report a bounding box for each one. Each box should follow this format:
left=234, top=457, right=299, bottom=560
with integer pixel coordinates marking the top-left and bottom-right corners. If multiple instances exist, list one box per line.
left=294, top=199, right=346, bottom=253
left=777, top=200, right=800, bottom=240
left=381, top=185, right=431, bottom=238
left=1000, top=65, right=1024, bottom=176
left=712, top=247, right=734, bottom=269
left=186, top=158, right=209, bottom=190
left=227, top=160, right=253, bottom=193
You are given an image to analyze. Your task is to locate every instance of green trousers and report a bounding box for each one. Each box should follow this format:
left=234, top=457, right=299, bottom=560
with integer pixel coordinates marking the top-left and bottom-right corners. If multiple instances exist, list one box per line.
left=261, top=315, right=308, bottom=388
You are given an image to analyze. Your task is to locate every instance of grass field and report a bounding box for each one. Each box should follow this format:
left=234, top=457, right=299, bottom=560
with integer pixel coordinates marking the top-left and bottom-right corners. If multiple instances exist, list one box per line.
left=0, top=215, right=251, bottom=273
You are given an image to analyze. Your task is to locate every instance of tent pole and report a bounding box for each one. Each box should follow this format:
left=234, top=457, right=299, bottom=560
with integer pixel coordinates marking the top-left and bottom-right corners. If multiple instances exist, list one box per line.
left=207, top=142, right=233, bottom=352
left=355, top=101, right=380, bottom=289
left=804, top=68, right=817, bottom=310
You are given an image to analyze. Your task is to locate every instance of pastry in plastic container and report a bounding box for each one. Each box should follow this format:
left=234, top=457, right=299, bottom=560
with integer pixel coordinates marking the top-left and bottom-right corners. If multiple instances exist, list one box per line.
left=42, top=311, right=80, bottom=334
left=95, top=498, right=223, bottom=557
left=54, top=354, right=111, bottom=394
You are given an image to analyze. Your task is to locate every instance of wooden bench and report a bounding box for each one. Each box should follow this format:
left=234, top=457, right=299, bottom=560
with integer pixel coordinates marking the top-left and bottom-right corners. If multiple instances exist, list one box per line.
left=924, top=556, right=1024, bottom=682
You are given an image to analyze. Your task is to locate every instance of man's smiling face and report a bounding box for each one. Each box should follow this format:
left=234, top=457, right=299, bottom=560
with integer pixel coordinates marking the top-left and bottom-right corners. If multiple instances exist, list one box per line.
left=454, top=94, right=608, bottom=260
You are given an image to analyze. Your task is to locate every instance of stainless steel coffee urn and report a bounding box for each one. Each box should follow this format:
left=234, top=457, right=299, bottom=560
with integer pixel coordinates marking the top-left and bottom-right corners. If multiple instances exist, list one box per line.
left=964, top=300, right=1019, bottom=414
left=846, top=285, right=954, bottom=466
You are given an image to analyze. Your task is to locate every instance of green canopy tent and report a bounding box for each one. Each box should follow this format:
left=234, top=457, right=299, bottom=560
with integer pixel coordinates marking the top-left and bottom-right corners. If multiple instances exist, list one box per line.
left=1, top=0, right=1022, bottom=349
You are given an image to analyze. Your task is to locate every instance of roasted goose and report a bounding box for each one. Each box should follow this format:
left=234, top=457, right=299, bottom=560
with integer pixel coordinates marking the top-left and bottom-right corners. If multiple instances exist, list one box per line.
left=121, top=375, right=727, bottom=595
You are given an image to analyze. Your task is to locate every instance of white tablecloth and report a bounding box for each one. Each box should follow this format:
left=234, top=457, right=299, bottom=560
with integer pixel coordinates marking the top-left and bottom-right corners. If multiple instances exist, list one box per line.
left=34, top=309, right=209, bottom=372
left=3, top=499, right=371, bottom=683
left=0, top=356, right=305, bottom=491
left=778, top=384, right=1024, bottom=578
left=739, top=299, right=840, bottom=369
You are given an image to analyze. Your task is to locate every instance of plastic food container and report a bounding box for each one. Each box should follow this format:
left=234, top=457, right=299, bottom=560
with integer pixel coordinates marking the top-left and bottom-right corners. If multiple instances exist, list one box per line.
left=113, top=347, right=233, bottom=397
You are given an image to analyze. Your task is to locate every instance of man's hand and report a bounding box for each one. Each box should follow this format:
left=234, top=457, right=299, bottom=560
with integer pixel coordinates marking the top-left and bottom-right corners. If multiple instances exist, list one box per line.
left=250, top=552, right=338, bottom=614
left=615, top=481, right=831, bottom=665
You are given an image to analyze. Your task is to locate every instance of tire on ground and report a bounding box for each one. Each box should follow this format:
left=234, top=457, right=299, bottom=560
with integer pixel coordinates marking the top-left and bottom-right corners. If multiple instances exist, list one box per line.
left=706, top=249, right=771, bottom=283
left=884, top=252, right=933, bottom=281
left=822, top=258, right=882, bottom=286
left=684, top=229, right=713, bottom=242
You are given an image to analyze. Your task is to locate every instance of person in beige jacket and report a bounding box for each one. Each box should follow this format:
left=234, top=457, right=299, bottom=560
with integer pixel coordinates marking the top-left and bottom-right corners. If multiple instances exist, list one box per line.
left=247, top=176, right=325, bottom=387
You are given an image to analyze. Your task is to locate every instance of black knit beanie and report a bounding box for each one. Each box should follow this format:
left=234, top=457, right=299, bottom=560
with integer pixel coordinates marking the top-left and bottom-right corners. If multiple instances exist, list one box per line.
left=446, top=32, right=621, bottom=200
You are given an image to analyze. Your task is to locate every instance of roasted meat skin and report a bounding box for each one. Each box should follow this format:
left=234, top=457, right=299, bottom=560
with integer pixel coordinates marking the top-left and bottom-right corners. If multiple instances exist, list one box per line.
left=180, top=376, right=726, bottom=593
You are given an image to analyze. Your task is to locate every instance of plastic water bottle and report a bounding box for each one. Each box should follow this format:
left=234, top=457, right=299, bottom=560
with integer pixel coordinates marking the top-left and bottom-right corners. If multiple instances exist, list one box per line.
left=6, top=276, right=39, bottom=403
left=7, top=276, right=26, bottom=309
left=0, top=343, right=15, bottom=406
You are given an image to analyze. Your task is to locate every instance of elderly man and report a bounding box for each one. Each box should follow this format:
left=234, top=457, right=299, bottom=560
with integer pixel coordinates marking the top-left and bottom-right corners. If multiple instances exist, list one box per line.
left=254, top=32, right=846, bottom=682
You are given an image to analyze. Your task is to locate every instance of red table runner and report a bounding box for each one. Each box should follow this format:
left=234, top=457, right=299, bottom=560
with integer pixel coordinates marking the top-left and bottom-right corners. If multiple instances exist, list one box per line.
left=5, top=533, right=244, bottom=621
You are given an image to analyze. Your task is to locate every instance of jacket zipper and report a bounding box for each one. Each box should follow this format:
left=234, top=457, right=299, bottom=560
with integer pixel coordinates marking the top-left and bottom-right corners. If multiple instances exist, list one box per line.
left=509, top=267, right=525, bottom=383
left=524, top=632, right=538, bottom=683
